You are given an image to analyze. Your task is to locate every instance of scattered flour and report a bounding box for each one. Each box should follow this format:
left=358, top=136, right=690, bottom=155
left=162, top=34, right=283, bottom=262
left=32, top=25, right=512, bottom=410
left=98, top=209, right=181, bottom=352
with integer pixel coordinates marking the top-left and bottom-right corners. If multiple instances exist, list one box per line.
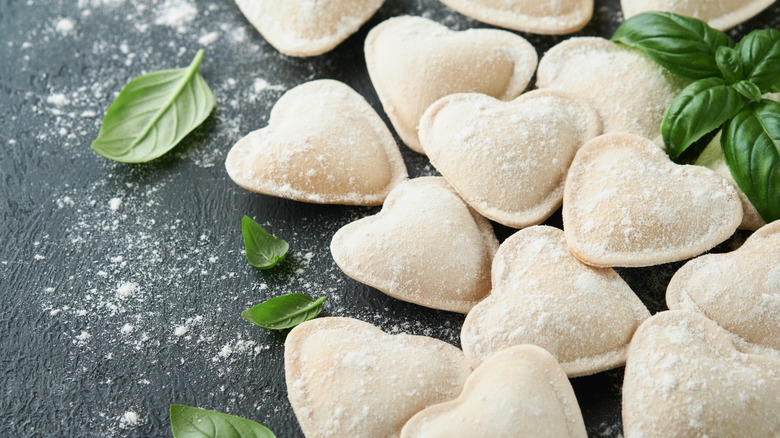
left=173, top=325, right=188, bottom=337
left=47, top=93, right=71, bottom=106
left=198, top=31, right=220, bottom=46
left=55, top=18, right=76, bottom=35
left=154, top=0, right=197, bottom=30
left=117, top=282, right=138, bottom=299
left=75, top=331, right=92, bottom=342
left=252, top=78, right=285, bottom=95
left=119, top=410, right=139, bottom=428
left=109, top=197, right=122, bottom=211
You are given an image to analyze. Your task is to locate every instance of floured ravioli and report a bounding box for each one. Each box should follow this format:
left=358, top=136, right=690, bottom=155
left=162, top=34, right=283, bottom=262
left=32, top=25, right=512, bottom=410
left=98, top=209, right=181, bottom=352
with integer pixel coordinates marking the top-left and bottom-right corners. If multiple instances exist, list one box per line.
left=563, top=133, right=742, bottom=267
left=461, top=226, right=650, bottom=376
left=621, top=0, right=775, bottom=30
left=285, top=317, right=472, bottom=438
left=537, top=37, right=684, bottom=145
left=401, top=345, right=587, bottom=438
left=667, top=220, right=780, bottom=358
left=436, top=0, right=592, bottom=34
left=331, top=177, right=498, bottom=313
left=623, top=311, right=780, bottom=438
left=235, top=0, right=385, bottom=56
left=225, top=80, right=407, bottom=205
left=365, top=15, right=537, bottom=154
left=419, top=89, right=601, bottom=228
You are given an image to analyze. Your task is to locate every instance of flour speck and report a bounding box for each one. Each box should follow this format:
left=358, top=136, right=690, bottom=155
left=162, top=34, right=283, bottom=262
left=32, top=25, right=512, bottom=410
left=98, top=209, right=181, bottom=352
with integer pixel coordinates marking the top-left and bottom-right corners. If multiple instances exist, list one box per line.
left=47, top=93, right=71, bottom=106
left=55, top=18, right=75, bottom=35
left=117, top=282, right=138, bottom=299
left=109, top=197, right=123, bottom=211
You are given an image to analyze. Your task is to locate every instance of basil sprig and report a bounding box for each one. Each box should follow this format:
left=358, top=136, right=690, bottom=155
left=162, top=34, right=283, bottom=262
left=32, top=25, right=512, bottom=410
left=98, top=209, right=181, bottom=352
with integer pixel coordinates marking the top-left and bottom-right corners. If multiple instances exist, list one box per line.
left=613, top=13, right=780, bottom=222
left=91, top=50, right=215, bottom=163
left=242, top=293, right=326, bottom=330
left=170, top=404, right=275, bottom=438
left=242, top=216, right=289, bottom=270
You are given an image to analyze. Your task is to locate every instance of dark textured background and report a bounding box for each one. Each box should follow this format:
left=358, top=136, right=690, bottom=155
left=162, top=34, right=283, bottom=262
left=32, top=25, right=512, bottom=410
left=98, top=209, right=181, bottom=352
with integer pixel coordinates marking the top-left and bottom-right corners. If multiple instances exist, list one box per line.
left=1, top=0, right=777, bottom=436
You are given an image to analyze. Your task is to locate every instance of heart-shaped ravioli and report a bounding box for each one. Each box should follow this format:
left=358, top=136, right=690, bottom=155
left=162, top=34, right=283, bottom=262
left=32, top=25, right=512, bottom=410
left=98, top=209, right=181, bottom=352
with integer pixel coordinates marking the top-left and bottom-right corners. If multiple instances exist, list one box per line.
left=419, top=89, right=601, bottom=228
left=461, top=226, right=650, bottom=376
left=667, top=220, right=780, bottom=358
left=234, top=0, right=386, bottom=57
left=537, top=37, right=685, bottom=145
left=436, top=0, right=592, bottom=34
left=564, top=133, right=743, bottom=267
left=331, top=177, right=499, bottom=313
left=365, top=16, right=537, bottom=154
left=623, top=311, right=780, bottom=438
left=225, top=80, right=407, bottom=205
left=401, top=345, right=587, bottom=437
left=621, top=0, right=775, bottom=30
left=285, top=317, right=472, bottom=437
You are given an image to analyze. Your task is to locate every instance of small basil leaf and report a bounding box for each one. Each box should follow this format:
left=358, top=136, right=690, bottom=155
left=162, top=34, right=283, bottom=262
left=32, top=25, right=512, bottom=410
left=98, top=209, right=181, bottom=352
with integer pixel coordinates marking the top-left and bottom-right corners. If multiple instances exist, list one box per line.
left=662, top=78, right=745, bottom=159
left=91, top=50, right=215, bottom=163
left=612, top=12, right=733, bottom=82
left=721, top=99, right=780, bottom=223
left=242, top=216, right=289, bottom=270
left=737, top=28, right=780, bottom=92
left=715, top=46, right=743, bottom=84
left=732, top=80, right=762, bottom=102
left=170, top=404, right=275, bottom=438
left=242, top=293, right=326, bottom=330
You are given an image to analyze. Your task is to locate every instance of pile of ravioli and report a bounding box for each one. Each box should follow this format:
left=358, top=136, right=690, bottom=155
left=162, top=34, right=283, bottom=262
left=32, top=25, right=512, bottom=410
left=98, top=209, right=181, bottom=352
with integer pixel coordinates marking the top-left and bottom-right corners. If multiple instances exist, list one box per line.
left=227, top=1, right=780, bottom=437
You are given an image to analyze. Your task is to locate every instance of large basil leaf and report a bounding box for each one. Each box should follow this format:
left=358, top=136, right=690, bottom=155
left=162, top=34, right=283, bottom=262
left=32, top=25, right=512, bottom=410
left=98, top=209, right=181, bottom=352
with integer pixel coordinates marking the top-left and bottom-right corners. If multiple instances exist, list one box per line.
left=170, top=404, right=275, bottom=438
left=662, top=78, right=745, bottom=160
left=91, top=50, right=215, bottom=163
left=721, top=99, right=780, bottom=222
left=612, top=12, right=733, bottom=82
left=242, top=216, right=289, bottom=270
left=242, top=293, right=326, bottom=330
left=737, top=29, right=780, bottom=92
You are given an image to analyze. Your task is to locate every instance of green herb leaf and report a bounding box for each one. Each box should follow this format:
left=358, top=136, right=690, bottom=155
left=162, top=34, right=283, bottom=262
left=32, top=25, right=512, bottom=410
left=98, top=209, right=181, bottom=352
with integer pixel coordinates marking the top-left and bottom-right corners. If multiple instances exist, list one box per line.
left=242, top=216, right=289, bottom=270
left=715, top=46, right=743, bottom=84
left=736, top=28, right=780, bottom=92
left=170, top=404, right=275, bottom=438
left=662, top=78, right=745, bottom=159
left=242, top=293, right=326, bottom=330
left=732, top=80, right=763, bottom=102
left=612, top=12, right=733, bottom=82
left=91, top=50, right=215, bottom=163
left=721, top=99, right=780, bottom=222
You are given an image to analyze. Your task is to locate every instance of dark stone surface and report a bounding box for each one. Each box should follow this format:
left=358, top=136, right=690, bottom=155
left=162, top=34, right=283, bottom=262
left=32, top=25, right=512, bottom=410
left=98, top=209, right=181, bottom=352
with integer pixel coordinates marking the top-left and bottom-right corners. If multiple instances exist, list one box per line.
left=0, top=0, right=776, bottom=436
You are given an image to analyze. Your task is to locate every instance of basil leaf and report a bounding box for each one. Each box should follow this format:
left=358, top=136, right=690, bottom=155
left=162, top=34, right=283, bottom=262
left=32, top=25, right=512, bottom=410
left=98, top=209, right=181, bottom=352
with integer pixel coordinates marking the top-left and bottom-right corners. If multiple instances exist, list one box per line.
left=242, top=216, right=289, bottom=270
left=737, top=29, right=780, bottom=92
left=721, top=99, right=780, bottom=223
left=716, top=46, right=743, bottom=84
left=242, top=293, right=326, bottom=330
left=170, top=404, right=275, bottom=438
left=662, top=78, right=745, bottom=159
left=733, top=80, right=762, bottom=102
left=91, top=50, right=215, bottom=163
left=612, top=12, right=733, bottom=82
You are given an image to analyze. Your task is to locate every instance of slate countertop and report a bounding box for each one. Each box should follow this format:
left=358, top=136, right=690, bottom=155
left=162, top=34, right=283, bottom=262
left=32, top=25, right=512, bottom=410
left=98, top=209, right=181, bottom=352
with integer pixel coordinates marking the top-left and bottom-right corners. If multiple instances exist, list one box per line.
left=1, top=0, right=777, bottom=436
